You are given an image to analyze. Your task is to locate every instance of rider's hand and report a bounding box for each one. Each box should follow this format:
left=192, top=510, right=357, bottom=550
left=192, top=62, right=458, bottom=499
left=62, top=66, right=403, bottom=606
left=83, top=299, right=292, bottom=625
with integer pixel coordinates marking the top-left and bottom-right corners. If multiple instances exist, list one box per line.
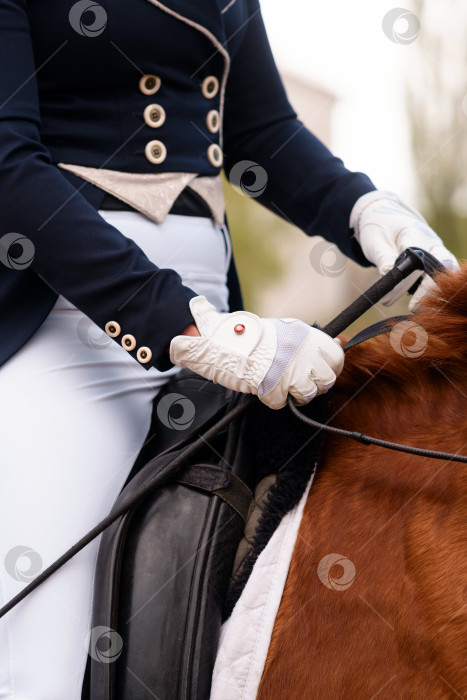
left=350, top=190, right=459, bottom=310
left=170, top=296, right=344, bottom=410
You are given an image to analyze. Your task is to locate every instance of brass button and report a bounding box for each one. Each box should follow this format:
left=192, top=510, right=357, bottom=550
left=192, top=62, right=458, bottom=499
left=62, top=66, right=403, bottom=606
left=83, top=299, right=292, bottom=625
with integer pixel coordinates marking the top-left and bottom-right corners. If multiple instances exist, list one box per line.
left=143, top=103, right=166, bottom=128
left=207, top=143, right=223, bottom=167
left=201, top=76, right=219, bottom=99
left=139, top=74, right=161, bottom=95
left=145, top=140, right=167, bottom=165
left=121, top=333, right=136, bottom=351
left=206, top=110, right=220, bottom=134
left=105, top=320, right=121, bottom=338
left=136, top=346, right=152, bottom=364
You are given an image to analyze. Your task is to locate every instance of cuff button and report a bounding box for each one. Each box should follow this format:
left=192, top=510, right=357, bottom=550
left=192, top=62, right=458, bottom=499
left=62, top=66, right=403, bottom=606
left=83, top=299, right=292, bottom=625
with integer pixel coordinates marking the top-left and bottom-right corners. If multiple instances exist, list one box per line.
left=136, top=346, right=152, bottom=363
left=105, top=321, right=121, bottom=337
left=121, top=334, right=137, bottom=351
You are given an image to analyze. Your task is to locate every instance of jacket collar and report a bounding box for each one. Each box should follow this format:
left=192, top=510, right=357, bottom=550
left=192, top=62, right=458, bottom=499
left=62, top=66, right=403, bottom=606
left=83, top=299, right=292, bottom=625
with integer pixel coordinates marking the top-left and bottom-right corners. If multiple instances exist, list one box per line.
left=145, top=0, right=226, bottom=46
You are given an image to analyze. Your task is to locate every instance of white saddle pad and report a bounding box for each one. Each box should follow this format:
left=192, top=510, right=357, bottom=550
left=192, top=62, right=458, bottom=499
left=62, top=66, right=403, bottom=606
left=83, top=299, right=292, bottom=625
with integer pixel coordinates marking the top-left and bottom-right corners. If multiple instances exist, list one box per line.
left=209, top=469, right=315, bottom=699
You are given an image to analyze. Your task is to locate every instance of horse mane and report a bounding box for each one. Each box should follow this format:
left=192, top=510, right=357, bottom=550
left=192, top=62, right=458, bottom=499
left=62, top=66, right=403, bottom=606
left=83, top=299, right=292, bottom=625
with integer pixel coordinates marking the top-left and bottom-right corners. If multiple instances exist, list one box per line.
left=336, top=265, right=467, bottom=404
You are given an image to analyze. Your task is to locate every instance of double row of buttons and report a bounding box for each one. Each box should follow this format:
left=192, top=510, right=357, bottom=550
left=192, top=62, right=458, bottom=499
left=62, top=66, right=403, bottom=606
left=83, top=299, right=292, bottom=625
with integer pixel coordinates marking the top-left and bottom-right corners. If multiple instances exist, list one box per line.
left=104, top=320, right=152, bottom=364
left=139, top=73, right=223, bottom=168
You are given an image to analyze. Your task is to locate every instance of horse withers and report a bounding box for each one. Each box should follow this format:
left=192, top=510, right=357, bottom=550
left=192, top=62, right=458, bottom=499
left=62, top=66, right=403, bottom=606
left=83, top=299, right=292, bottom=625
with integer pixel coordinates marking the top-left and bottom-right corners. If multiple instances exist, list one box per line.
left=258, top=265, right=467, bottom=699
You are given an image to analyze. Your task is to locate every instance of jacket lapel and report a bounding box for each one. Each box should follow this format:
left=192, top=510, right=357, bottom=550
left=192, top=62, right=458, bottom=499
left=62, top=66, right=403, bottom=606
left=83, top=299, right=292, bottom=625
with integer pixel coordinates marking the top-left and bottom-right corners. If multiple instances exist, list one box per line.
left=145, top=0, right=226, bottom=47
left=144, top=0, right=231, bottom=149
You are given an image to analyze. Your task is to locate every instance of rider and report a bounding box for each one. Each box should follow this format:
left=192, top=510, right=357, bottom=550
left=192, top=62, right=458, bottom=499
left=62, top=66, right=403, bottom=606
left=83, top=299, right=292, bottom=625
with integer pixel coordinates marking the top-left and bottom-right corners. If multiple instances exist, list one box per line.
left=0, top=0, right=458, bottom=698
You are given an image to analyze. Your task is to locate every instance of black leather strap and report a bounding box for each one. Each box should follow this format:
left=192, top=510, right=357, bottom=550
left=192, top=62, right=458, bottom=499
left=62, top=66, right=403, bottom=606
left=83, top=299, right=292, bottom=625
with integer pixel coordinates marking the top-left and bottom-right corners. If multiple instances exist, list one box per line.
left=342, top=315, right=409, bottom=352
left=174, top=463, right=253, bottom=522
left=288, top=310, right=467, bottom=463
left=213, top=475, right=253, bottom=523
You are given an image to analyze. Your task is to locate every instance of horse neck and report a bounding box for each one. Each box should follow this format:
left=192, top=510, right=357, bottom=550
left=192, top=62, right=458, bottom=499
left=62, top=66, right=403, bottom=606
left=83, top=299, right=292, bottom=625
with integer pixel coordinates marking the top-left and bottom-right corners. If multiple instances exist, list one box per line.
left=325, top=339, right=467, bottom=497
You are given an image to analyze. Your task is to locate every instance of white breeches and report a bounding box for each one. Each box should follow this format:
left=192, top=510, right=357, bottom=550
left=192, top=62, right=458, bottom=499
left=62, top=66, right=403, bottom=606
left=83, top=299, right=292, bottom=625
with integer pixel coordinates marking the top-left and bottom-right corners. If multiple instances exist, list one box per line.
left=0, top=211, right=231, bottom=699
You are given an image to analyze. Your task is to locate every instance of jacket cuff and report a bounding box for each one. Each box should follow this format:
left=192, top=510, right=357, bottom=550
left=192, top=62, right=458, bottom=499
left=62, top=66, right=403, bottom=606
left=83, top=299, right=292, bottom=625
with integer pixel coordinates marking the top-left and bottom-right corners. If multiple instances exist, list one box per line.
left=103, top=280, right=198, bottom=373
left=312, top=172, right=377, bottom=267
left=152, top=293, right=198, bottom=372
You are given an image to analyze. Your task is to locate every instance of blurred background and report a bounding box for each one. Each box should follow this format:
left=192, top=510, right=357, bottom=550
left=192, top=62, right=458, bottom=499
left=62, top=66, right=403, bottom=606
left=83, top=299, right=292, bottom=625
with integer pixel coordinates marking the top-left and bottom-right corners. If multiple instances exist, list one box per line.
left=222, top=0, right=467, bottom=335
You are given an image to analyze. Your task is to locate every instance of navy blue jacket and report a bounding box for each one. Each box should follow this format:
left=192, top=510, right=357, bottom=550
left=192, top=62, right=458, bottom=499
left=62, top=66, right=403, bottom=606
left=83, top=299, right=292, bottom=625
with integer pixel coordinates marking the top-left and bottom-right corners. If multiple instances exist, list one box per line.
left=0, top=0, right=376, bottom=372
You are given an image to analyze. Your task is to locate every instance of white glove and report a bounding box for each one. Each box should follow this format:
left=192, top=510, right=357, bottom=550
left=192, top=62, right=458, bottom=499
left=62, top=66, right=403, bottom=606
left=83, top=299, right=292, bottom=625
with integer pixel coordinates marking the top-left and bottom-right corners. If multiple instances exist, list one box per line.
left=169, top=296, right=344, bottom=410
left=350, top=190, right=459, bottom=310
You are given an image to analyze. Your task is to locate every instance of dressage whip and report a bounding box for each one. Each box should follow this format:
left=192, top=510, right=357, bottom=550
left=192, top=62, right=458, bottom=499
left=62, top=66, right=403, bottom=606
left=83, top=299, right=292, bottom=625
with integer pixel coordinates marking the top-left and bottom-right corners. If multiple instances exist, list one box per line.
left=1, top=247, right=465, bottom=619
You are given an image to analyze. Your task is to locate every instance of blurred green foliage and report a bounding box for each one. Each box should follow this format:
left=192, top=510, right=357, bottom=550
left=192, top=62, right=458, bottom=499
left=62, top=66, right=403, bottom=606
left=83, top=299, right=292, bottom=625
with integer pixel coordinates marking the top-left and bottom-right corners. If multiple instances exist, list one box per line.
left=221, top=173, right=289, bottom=311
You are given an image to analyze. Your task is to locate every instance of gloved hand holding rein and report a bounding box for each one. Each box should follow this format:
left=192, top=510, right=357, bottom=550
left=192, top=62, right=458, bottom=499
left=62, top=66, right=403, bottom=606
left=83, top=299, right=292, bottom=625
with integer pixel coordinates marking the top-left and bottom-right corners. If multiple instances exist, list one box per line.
left=350, top=190, right=459, bottom=310
left=170, top=187, right=462, bottom=410
left=170, top=296, right=344, bottom=410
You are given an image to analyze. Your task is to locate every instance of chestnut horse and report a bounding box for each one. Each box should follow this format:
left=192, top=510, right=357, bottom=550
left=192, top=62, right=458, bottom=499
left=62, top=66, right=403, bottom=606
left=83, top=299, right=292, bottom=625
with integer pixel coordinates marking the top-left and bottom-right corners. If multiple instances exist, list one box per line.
left=258, top=266, right=467, bottom=699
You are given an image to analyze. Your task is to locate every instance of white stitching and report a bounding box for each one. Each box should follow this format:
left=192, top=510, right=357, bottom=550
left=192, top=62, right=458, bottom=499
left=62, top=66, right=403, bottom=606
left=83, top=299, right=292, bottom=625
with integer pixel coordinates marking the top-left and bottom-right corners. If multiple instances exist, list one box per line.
left=221, top=0, right=237, bottom=14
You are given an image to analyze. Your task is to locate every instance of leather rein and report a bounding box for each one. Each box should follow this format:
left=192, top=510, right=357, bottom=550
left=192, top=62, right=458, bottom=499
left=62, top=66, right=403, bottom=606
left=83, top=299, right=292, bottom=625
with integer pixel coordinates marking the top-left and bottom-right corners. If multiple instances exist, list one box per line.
left=286, top=247, right=467, bottom=464
left=287, top=315, right=467, bottom=463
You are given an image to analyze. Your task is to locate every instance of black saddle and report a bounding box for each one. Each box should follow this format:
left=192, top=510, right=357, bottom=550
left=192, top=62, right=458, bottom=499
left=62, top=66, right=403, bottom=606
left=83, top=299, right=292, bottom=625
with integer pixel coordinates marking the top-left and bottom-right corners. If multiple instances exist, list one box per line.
left=82, top=369, right=329, bottom=699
